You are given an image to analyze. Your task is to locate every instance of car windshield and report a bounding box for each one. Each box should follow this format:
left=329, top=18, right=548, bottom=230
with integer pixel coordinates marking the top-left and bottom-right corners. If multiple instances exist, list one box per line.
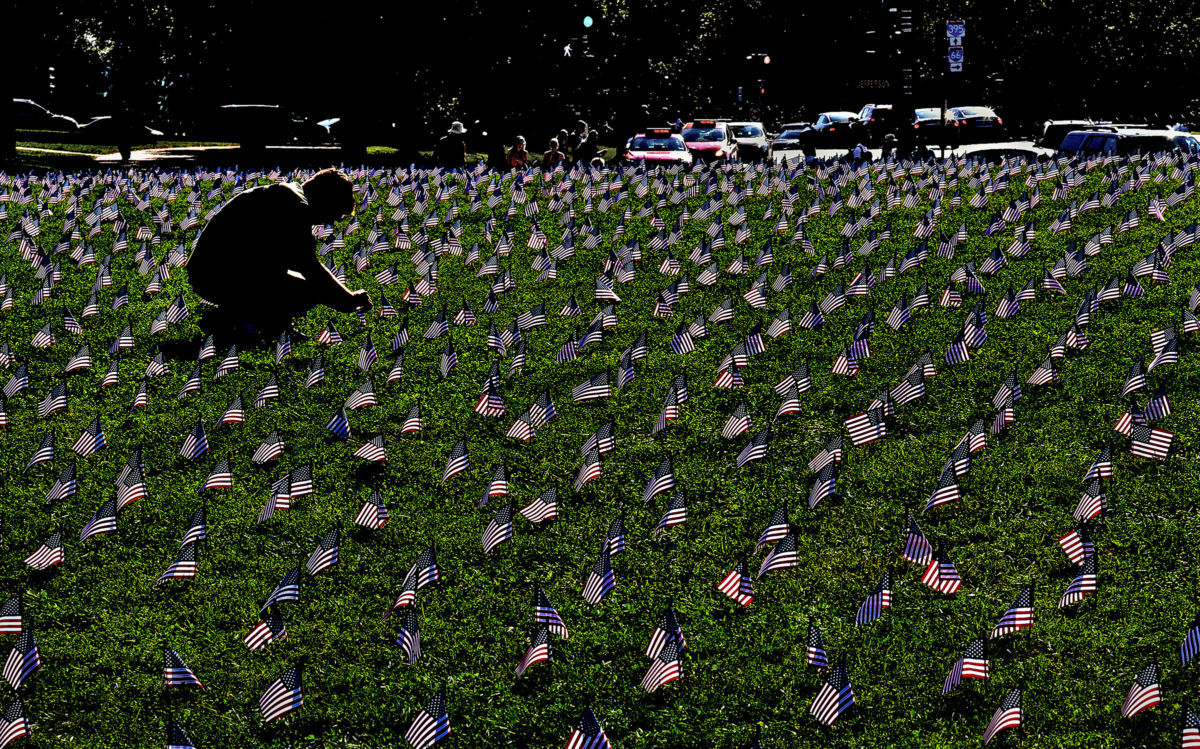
left=631, top=136, right=685, bottom=151
left=777, top=130, right=805, bottom=140
left=953, top=107, right=994, bottom=118
left=826, top=113, right=854, bottom=122
left=1174, top=136, right=1200, bottom=153
left=914, top=108, right=941, bottom=120
left=683, top=127, right=725, bottom=142
left=729, top=125, right=763, bottom=137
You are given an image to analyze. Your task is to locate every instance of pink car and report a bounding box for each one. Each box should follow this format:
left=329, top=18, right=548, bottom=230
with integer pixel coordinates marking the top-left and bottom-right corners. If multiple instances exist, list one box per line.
left=682, top=120, right=739, bottom=163
left=624, top=128, right=694, bottom=166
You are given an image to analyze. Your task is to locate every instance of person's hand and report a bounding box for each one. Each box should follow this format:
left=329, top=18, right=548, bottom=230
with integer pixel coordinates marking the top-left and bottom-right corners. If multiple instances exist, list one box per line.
left=350, top=290, right=373, bottom=313
left=337, top=289, right=372, bottom=313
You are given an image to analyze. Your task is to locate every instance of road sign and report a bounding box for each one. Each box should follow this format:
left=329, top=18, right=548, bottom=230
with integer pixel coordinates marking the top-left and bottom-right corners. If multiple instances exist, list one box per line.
left=948, top=48, right=964, bottom=64
left=949, top=62, right=963, bottom=73
left=947, top=20, right=966, bottom=39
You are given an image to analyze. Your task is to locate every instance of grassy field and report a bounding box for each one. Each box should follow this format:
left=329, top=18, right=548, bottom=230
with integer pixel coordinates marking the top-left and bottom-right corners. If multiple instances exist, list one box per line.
left=0, top=153, right=1198, bottom=748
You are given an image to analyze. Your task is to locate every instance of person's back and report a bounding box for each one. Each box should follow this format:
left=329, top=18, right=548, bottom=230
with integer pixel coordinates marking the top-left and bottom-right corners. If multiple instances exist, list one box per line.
left=189, top=183, right=310, bottom=303
left=434, top=134, right=466, bottom=168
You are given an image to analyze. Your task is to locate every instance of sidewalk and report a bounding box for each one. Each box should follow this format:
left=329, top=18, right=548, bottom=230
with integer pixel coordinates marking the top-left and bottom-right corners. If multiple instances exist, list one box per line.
left=16, top=144, right=342, bottom=164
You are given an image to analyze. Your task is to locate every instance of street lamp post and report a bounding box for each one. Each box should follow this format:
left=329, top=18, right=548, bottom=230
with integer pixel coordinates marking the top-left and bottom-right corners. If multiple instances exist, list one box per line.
left=745, top=52, right=770, bottom=118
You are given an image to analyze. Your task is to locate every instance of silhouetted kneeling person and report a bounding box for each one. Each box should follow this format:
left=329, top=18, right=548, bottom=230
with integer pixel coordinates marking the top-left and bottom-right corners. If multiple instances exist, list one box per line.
left=187, top=169, right=371, bottom=339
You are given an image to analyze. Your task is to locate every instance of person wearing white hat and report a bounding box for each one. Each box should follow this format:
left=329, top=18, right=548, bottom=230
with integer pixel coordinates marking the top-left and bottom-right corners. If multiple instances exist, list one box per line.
left=434, top=121, right=468, bottom=168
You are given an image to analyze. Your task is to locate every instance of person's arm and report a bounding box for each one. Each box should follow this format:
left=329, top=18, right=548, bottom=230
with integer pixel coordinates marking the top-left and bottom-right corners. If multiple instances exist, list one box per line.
left=281, top=202, right=369, bottom=312
left=292, top=246, right=369, bottom=312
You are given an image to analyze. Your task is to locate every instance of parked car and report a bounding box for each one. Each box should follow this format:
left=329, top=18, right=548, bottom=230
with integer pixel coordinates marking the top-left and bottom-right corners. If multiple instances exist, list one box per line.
left=725, top=121, right=770, bottom=161
left=771, top=123, right=808, bottom=160
left=215, top=104, right=334, bottom=149
left=946, top=106, right=1004, bottom=142
left=800, top=111, right=859, bottom=148
left=78, top=116, right=165, bottom=142
left=850, top=104, right=904, bottom=145
left=954, top=142, right=1055, bottom=162
left=1059, top=129, right=1200, bottom=156
left=681, top=119, right=738, bottom=163
left=912, top=108, right=951, bottom=144
left=12, top=98, right=79, bottom=131
left=1036, top=120, right=1111, bottom=148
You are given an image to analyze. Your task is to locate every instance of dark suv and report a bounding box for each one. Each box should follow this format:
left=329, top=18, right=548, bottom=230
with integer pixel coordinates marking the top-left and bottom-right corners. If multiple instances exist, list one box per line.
left=851, top=104, right=903, bottom=145
left=1060, top=129, right=1200, bottom=155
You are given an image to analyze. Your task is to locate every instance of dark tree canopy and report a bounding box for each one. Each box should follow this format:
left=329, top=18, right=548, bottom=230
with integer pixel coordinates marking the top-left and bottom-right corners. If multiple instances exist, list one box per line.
left=5, top=0, right=1199, bottom=154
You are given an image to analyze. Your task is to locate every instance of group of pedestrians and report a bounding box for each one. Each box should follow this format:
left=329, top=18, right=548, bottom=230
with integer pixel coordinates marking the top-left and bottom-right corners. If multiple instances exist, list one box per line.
left=431, top=119, right=607, bottom=170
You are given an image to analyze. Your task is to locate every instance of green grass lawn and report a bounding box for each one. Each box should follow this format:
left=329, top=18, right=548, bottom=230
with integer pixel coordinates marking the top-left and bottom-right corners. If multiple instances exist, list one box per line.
left=0, top=155, right=1197, bottom=748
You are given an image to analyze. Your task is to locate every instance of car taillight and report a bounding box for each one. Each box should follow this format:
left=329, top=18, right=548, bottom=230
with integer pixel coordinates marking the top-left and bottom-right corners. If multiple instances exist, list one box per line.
left=953, top=121, right=960, bottom=127
left=829, top=127, right=835, bottom=132
left=914, top=123, right=920, bottom=129
left=997, top=117, right=1004, bottom=126
left=869, top=118, right=875, bottom=122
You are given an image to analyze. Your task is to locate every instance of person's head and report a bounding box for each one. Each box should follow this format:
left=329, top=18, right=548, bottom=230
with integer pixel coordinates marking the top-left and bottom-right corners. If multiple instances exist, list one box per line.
left=586, top=131, right=599, bottom=144
left=558, top=129, right=569, bottom=143
left=302, top=169, right=354, bottom=225
left=515, top=136, right=526, bottom=150
left=576, top=120, right=588, bottom=135
left=447, top=121, right=467, bottom=138
left=548, top=137, right=559, bottom=150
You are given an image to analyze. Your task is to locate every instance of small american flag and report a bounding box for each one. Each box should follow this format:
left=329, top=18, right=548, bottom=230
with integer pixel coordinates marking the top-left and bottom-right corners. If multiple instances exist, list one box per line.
left=758, top=533, right=799, bottom=578
left=990, top=586, right=1035, bottom=639
left=71, top=417, right=106, bottom=457
left=856, top=569, right=892, bottom=625
left=405, top=689, right=451, bottom=749
left=441, top=440, right=469, bottom=483
left=0, top=699, right=30, bottom=748
left=243, top=613, right=287, bottom=651
left=0, top=599, right=21, bottom=635
left=79, top=499, right=118, bottom=542
left=167, top=721, right=197, bottom=749
left=305, top=527, right=340, bottom=575
left=397, top=609, right=422, bottom=666
left=355, top=489, right=390, bottom=530
left=809, top=660, right=855, bottom=725
left=1121, top=662, right=1162, bottom=718
left=1058, top=554, right=1098, bottom=608
left=717, top=559, right=754, bottom=606
left=642, top=458, right=675, bottom=503
left=481, top=504, right=514, bottom=554
left=163, top=647, right=204, bottom=689
left=3, top=631, right=41, bottom=690
left=942, top=638, right=989, bottom=694
left=514, top=625, right=551, bottom=677
left=902, top=512, right=933, bottom=565
left=582, top=546, right=616, bottom=606
left=180, top=421, right=209, bottom=459
left=982, top=688, right=1022, bottom=744
left=353, top=435, right=387, bottom=462
left=640, top=638, right=683, bottom=693
left=251, top=430, right=285, bottom=464
left=259, top=664, right=304, bottom=723
left=806, top=623, right=828, bottom=670
left=155, top=543, right=198, bottom=586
